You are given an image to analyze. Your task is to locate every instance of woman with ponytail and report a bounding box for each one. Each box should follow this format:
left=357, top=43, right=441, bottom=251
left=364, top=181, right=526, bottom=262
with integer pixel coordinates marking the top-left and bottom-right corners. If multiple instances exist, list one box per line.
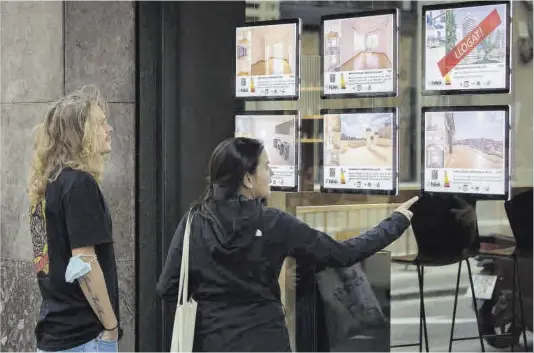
left=157, top=137, right=418, bottom=352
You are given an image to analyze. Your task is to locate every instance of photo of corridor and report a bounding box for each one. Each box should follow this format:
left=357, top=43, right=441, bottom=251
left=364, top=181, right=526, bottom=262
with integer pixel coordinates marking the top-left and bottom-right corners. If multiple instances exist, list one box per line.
left=235, top=115, right=296, bottom=166
left=236, top=23, right=296, bottom=77
left=327, top=113, right=394, bottom=168
left=324, top=14, right=394, bottom=73
left=424, top=111, right=505, bottom=170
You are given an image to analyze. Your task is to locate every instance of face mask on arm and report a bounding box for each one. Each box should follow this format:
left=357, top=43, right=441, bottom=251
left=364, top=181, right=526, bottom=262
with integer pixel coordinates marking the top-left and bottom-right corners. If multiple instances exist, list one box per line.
left=65, top=254, right=97, bottom=283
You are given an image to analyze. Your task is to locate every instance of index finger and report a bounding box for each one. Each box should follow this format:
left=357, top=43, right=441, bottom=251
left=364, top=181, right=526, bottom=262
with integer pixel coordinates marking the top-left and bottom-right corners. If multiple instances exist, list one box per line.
left=402, top=196, right=419, bottom=208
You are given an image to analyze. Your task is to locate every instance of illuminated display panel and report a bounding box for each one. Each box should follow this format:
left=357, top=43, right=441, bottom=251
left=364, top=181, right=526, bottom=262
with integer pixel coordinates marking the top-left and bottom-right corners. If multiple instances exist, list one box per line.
left=235, top=19, right=301, bottom=100
left=321, top=9, right=398, bottom=98
left=321, top=108, right=398, bottom=195
left=422, top=1, right=511, bottom=95
left=422, top=105, right=511, bottom=200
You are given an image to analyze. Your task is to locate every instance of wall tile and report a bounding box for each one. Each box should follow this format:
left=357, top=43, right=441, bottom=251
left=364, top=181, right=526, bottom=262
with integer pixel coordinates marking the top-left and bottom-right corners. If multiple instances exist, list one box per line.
left=1, top=103, right=52, bottom=260
left=101, top=103, right=135, bottom=261
left=0, top=1, right=63, bottom=103
left=0, top=258, right=40, bottom=352
left=65, top=1, right=135, bottom=103
left=117, top=260, right=135, bottom=352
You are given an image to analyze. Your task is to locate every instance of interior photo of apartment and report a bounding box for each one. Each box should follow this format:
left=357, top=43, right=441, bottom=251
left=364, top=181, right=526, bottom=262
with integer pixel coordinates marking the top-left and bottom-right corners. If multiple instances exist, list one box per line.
left=324, top=14, right=394, bottom=72
left=238, top=24, right=295, bottom=76
left=236, top=30, right=252, bottom=76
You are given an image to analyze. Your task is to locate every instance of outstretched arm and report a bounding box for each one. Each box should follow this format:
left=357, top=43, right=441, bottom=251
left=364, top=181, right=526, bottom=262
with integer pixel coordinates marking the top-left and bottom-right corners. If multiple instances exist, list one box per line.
left=281, top=197, right=418, bottom=268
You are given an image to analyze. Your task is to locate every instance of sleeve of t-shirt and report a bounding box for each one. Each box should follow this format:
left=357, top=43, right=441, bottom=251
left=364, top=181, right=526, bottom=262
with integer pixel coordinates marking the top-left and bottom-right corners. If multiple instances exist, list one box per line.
left=64, top=173, right=112, bottom=249
left=277, top=209, right=410, bottom=268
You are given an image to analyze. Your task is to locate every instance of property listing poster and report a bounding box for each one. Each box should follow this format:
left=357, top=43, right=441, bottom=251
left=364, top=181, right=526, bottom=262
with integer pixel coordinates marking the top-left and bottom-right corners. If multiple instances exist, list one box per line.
left=323, top=14, right=396, bottom=95
left=424, top=3, right=508, bottom=91
left=236, top=23, right=298, bottom=98
left=323, top=112, right=396, bottom=191
left=235, top=114, right=297, bottom=187
left=424, top=110, right=507, bottom=195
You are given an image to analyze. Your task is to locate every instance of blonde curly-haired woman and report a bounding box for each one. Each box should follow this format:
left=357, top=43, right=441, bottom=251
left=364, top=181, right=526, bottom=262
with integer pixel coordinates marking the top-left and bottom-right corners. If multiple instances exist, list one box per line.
left=27, top=87, right=119, bottom=352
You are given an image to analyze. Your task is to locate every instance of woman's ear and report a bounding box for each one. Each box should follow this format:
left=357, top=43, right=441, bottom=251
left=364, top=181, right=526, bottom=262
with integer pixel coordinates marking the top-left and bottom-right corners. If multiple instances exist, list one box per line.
left=242, top=173, right=253, bottom=189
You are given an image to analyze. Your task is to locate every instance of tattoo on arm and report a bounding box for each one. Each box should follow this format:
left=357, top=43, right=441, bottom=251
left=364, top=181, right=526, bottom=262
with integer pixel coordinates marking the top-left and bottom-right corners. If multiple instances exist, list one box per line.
left=80, top=276, right=105, bottom=321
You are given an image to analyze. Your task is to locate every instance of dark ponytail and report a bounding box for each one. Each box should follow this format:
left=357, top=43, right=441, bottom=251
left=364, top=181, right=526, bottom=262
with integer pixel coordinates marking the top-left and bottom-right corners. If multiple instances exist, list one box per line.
left=190, top=179, right=214, bottom=214
left=203, top=183, right=215, bottom=202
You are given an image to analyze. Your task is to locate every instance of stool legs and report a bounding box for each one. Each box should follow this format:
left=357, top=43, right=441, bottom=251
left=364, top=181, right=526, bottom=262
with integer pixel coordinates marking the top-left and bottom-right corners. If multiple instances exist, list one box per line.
left=513, top=256, right=528, bottom=351
left=466, top=259, right=486, bottom=352
left=416, top=264, right=429, bottom=352
left=511, top=257, right=516, bottom=352
left=448, top=259, right=491, bottom=352
left=390, top=264, right=429, bottom=351
left=448, top=257, right=528, bottom=351
left=448, top=261, right=463, bottom=352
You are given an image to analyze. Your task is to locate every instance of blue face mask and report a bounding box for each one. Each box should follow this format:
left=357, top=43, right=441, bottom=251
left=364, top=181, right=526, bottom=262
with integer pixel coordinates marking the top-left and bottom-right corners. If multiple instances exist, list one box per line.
left=65, top=254, right=96, bottom=283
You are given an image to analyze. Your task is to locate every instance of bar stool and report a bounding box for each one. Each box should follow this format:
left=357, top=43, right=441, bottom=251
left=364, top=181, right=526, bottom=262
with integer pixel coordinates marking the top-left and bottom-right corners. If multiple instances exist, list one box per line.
left=503, top=188, right=532, bottom=350
left=390, top=194, right=484, bottom=352
left=464, top=189, right=532, bottom=351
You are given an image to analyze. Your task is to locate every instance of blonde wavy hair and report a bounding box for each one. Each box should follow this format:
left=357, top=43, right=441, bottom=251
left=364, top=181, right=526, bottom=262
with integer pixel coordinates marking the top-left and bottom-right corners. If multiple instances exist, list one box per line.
left=28, top=86, right=108, bottom=207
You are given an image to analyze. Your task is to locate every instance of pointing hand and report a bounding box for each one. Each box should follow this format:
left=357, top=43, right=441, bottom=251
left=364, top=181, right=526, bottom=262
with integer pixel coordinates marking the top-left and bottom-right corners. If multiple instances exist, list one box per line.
left=395, top=196, right=419, bottom=221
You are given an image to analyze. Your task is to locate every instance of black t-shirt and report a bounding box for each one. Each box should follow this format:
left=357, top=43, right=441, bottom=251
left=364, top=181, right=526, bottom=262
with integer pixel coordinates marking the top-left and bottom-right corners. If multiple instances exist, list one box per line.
left=30, top=168, right=120, bottom=351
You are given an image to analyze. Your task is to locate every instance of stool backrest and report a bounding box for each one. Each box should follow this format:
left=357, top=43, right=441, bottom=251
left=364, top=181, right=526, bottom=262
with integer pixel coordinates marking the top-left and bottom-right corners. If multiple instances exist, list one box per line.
left=504, top=188, right=533, bottom=253
left=410, top=194, right=479, bottom=261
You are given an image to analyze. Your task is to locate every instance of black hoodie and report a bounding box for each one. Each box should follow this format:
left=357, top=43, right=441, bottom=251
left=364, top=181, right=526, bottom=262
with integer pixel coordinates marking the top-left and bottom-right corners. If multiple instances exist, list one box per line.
left=157, top=193, right=410, bottom=352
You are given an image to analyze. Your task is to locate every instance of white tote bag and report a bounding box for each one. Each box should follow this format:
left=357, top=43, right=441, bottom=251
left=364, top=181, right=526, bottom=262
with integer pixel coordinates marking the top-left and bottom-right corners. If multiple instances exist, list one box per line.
left=170, top=212, right=198, bottom=352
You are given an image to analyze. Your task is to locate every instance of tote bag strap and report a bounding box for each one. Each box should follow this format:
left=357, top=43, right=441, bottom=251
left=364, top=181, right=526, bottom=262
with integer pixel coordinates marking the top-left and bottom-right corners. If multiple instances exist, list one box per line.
left=177, top=211, right=193, bottom=305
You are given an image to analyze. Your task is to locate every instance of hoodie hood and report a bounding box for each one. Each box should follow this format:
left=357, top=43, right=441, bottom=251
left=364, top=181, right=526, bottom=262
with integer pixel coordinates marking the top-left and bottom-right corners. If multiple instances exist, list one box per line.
left=200, top=185, right=264, bottom=259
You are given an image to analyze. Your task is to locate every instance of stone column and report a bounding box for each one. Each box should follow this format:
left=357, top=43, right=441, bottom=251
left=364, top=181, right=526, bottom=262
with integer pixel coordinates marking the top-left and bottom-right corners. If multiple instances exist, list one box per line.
left=1, top=1, right=136, bottom=351
left=1, top=2, right=63, bottom=351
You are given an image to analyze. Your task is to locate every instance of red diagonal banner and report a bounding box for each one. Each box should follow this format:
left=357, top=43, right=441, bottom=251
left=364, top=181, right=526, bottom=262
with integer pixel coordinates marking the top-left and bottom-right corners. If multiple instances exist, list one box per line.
left=437, top=9, right=502, bottom=77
